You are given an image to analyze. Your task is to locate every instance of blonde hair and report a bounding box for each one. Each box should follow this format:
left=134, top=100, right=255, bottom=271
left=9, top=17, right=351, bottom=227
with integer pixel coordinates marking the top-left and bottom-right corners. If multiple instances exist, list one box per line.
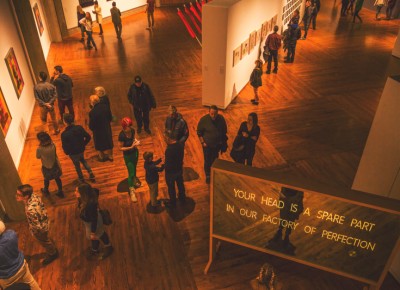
left=94, top=86, right=106, bottom=97
left=90, top=95, right=100, bottom=105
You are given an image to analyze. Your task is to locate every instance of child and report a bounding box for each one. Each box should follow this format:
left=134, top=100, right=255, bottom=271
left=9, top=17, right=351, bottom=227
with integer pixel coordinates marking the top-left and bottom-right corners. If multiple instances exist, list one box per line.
left=143, top=151, right=164, bottom=208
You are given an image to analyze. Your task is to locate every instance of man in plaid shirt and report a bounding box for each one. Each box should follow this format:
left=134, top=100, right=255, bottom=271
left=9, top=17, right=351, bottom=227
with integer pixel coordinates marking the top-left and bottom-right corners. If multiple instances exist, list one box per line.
left=16, top=184, right=59, bottom=266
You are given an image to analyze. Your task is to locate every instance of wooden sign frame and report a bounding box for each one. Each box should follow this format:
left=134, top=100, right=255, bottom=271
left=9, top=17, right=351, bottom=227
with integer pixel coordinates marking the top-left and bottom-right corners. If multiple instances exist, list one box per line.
left=204, top=159, right=400, bottom=290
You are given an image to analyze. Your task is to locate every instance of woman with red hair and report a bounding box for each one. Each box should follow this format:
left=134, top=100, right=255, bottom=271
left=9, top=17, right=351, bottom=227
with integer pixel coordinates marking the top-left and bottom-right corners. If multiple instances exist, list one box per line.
left=118, top=117, right=141, bottom=202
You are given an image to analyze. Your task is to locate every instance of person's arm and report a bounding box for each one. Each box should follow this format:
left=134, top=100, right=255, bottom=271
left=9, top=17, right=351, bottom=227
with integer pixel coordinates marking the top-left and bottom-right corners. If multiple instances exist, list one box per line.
left=49, top=85, right=57, bottom=105
left=81, top=126, right=92, bottom=146
left=79, top=18, right=86, bottom=25
left=118, top=9, right=121, bottom=16
left=87, top=203, right=98, bottom=235
left=154, top=158, right=162, bottom=165
left=34, top=88, right=45, bottom=106
left=178, top=120, right=189, bottom=143
left=147, top=85, right=156, bottom=109
left=197, top=117, right=206, bottom=147
left=251, top=125, right=260, bottom=142
left=36, top=147, right=41, bottom=159
left=127, top=86, right=133, bottom=105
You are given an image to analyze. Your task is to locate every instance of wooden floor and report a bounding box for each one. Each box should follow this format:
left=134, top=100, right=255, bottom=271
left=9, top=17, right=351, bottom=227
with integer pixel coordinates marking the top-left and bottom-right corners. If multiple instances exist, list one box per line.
left=12, top=1, right=400, bottom=289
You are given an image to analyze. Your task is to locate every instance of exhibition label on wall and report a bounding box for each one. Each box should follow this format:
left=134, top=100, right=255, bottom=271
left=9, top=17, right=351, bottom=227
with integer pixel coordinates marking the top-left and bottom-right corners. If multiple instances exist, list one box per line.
left=206, top=159, right=400, bottom=287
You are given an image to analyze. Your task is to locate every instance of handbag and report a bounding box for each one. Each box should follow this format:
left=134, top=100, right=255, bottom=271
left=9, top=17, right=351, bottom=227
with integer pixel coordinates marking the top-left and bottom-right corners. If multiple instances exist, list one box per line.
left=99, top=208, right=112, bottom=225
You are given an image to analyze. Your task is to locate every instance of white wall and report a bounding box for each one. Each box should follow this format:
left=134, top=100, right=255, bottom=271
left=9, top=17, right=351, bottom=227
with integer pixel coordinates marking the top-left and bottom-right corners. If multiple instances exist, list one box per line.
left=30, top=0, right=51, bottom=59
left=203, top=0, right=282, bottom=109
left=0, top=1, right=36, bottom=167
left=393, top=28, right=400, bottom=58
left=62, top=0, right=146, bottom=29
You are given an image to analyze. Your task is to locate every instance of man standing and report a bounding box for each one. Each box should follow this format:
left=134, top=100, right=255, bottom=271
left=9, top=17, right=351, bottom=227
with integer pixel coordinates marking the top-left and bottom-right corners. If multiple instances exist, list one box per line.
left=311, top=0, right=320, bottom=30
left=300, top=0, right=313, bottom=40
left=164, top=130, right=186, bottom=207
left=16, top=184, right=59, bottom=266
left=353, top=0, right=365, bottom=22
left=165, top=105, right=189, bottom=144
left=110, top=1, right=122, bottom=39
left=34, top=71, right=59, bottom=135
left=127, top=75, right=156, bottom=134
left=61, top=113, right=95, bottom=183
left=50, top=65, right=74, bottom=123
left=0, top=220, right=41, bottom=290
left=284, top=24, right=301, bottom=63
left=145, top=0, right=156, bottom=30
left=265, top=25, right=282, bottom=74
left=197, top=105, right=228, bottom=184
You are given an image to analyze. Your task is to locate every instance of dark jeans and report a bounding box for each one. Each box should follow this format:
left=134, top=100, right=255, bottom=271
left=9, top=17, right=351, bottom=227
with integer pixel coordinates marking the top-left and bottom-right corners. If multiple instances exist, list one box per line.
left=303, top=19, right=310, bottom=38
left=147, top=12, right=154, bottom=27
left=341, top=0, right=349, bottom=15
left=311, top=12, right=318, bottom=29
left=353, top=10, right=362, bottom=22
left=203, top=146, right=220, bottom=178
left=287, top=44, right=297, bottom=62
left=86, top=31, right=97, bottom=48
left=114, top=23, right=122, bottom=38
left=58, top=99, right=74, bottom=120
left=33, top=231, right=57, bottom=256
left=165, top=170, right=186, bottom=204
left=44, top=177, right=62, bottom=192
left=237, top=152, right=255, bottom=167
left=133, top=108, right=150, bottom=130
left=69, top=153, right=93, bottom=179
left=92, top=232, right=110, bottom=251
left=267, top=50, right=278, bottom=72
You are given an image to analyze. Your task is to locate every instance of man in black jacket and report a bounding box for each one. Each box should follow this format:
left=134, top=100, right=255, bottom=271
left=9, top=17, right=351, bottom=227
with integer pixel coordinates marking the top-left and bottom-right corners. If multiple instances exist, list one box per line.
left=127, top=75, right=156, bottom=134
left=165, top=105, right=189, bottom=145
left=197, top=105, right=228, bottom=184
left=164, top=130, right=185, bottom=207
left=284, top=24, right=301, bottom=63
left=50, top=65, right=74, bottom=123
left=61, top=114, right=95, bottom=182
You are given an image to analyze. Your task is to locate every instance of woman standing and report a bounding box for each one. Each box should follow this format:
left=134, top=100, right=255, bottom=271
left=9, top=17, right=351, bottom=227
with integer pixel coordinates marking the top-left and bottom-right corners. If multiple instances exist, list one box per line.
left=250, top=60, right=263, bottom=105
left=89, top=95, right=114, bottom=162
left=79, top=12, right=97, bottom=50
left=77, top=5, right=86, bottom=42
left=118, top=117, right=141, bottom=202
left=92, top=1, right=103, bottom=35
left=235, top=113, right=260, bottom=166
left=374, top=0, right=385, bottom=19
left=36, top=131, right=64, bottom=198
left=75, top=183, right=113, bottom=259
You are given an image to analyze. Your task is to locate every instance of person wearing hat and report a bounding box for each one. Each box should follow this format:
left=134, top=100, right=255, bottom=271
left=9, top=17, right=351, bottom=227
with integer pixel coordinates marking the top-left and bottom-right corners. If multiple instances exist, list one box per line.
left=119, top=117, right=141, bottom=202
left=127, top=75, right=156, bottom=134
left=16, top=184, right=59, bottom=266
left=0, top=220, right=41, bottom=289
left=165, top=105, right=189, bottom=144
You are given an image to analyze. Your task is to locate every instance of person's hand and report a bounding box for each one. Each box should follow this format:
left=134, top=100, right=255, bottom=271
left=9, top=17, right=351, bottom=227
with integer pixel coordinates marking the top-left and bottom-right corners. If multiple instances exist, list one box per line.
left=242, top=132, right=249, bottom=137
left=202, top=142, right=207, bottom=147
left=90, top=233, right=97, bottom=240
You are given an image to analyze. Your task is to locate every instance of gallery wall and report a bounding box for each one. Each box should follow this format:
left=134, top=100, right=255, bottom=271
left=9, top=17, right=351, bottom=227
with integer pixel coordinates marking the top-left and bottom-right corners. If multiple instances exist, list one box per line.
left=30, top=0, right=52, bottom=59
left=61, top=0, right=147, bottom=30
left=203, top=0, right=282, bottom=108
left=0, top=1, right=36, bottom=167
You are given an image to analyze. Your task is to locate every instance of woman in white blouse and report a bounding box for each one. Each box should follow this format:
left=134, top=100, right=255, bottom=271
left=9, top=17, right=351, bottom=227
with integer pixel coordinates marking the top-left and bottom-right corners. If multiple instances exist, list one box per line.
left=92, top=1, right=103, bottom=35
left=79, top=12, right=97, bottom=50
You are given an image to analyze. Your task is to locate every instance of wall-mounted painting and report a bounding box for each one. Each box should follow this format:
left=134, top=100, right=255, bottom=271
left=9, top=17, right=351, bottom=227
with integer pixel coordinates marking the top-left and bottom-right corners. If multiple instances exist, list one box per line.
left=33, top=3, right=44, bottom=36
left=233, top=46, right=241, bottom=67
left=0, top=88, right=12, bottom=137
left=249, top=31, right=257, bottom=52
left=240, top=39, right=249, bottom=60
left=79, top=0, right=94, bottom=8
left=261, top=21, right=268, bottom=39
left=256, top=29, right=262, bottom=45
left=4, top=48, right=24, bottom=99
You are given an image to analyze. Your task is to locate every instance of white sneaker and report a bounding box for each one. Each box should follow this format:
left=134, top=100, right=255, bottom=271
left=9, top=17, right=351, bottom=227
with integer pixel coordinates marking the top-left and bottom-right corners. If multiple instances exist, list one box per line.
left=129, top=187, right=137, bottom=202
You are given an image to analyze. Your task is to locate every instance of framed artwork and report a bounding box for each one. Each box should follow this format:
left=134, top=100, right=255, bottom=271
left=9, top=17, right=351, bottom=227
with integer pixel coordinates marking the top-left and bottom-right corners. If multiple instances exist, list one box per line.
left=233, top=46, right=241, bottom=67
left=256, top=29, right=262, bottom=45
left=249, top=31, right=257, bottom=52
left=0, top=88, right=12, bottom=137
left=33, top=3, right=44, bottom=36
left=240, top=39, right=249, bottom=60
left=4, top=48, right=24, bottom=98
left=273, top=14, right=278, bottom=28
left=261, top=21, right=268, bottom=39
left=79, top=0, right=94, bottom=8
